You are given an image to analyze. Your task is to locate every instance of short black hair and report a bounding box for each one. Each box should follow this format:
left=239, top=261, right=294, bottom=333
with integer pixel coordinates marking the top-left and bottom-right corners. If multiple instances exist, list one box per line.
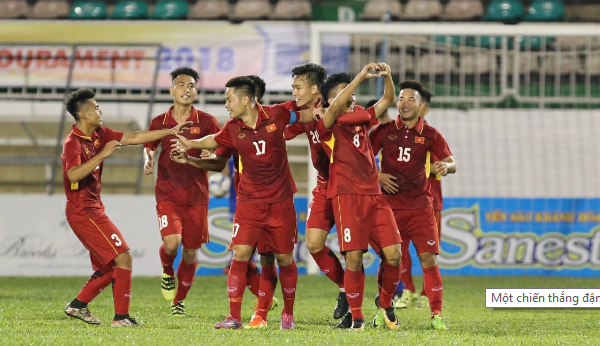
left=420, top=87, right=433, bottom=104
left=365, top=99, right=378, bottom=108
left=225, top=76, right=256, bottom=100
left=292, top=63, right=327, bottom=90
left=65, top=88, right=95, bottom=121
left=399, top=80, right=423, bottom=96
left=246, top=75, right=266, bottom=102
left=170, top=67, right=199, bottom=83
left=320, top=73, right=352, bottom=107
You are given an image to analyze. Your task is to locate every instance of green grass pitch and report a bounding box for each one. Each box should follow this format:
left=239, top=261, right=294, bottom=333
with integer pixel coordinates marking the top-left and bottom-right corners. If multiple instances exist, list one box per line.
left=0, top=275, right=598, bottom=345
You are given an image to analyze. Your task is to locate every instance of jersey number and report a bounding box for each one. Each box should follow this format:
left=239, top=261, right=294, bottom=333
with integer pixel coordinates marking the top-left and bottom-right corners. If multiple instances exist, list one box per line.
left=353, top=134, right=360, bottom=148
left=252, top=140, right=266, bottom=155
left=397, top=147, right=411, bottom=162
left=310, top=131, right=321, bottom=144
left=158, top=215, right=168, bottom=230
left=232, top=223, right=240, bottom=238
left=343, top=228, right=352, bottom=243
left=111, top=234, right=122, bottom=247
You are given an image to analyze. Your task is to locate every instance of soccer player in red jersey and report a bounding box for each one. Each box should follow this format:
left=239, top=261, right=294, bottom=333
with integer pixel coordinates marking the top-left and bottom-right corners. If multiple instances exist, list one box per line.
left=370, top=80, right=456, bottom=330
left=172, top=76, right=315, bottom=330
left=283, top=63, right=354, bottom=321
left=142, top=67, right=229, bottom=316
left=61, top=88, right=189, bottom=327
left=316, top=64, right=403, bottom=331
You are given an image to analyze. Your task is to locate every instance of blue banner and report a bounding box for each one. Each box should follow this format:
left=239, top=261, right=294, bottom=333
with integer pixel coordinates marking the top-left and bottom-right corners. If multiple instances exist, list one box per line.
left=189, top=197, right=600, bottom=277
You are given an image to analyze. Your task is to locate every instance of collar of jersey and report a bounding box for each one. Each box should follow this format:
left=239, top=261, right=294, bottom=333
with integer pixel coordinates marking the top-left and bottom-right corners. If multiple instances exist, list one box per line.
left=395, top=115, right=425, bottom=134
left=236, top=102, right=269, bottom=130
left=70, top=124, right=95, bottom=141
left=163, top=106, right=199, bottom=125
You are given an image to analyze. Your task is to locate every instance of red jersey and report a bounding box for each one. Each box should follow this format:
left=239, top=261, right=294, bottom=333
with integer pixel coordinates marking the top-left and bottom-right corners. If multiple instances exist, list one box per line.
left=62, top=125, right=123, bottom=221
left=144, top=106, right=223, bottom=205
left=428, top=152, right=443, bottom=210
left=370, top=116, right=452, bottom=210
left=284, top=122, right=329, bottom=187
left=213, top=103, right=298, bottom=204
left=316, top=106, right=380, bottom=198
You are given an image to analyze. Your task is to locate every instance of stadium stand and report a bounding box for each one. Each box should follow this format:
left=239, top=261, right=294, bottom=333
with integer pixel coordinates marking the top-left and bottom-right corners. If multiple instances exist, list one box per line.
left=230, top=0, right=273, bottom=22
left=69, top=1, right=109, bottom=19
left=151, top=0, right=189, bottom=19
left=0, top=0, right=29, bottom=19
left=440, top=0, right=485, bottom=20
left=271, top=0, right=312, bottom=20
left=399, top=0, right=443, bottom=20
left=187, top=0, right=230, bottom=19
left=29, top=0, right=70, bottom=19
left=111, top=0, right=149, bottom=19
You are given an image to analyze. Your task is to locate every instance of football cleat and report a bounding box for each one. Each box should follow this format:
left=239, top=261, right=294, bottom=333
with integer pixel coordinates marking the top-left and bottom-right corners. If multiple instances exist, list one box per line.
left=64, top=302, right=101, bottom=325
left=333, top=291, right=349, bottom=319
left=160, top=273, right=176, bottom=301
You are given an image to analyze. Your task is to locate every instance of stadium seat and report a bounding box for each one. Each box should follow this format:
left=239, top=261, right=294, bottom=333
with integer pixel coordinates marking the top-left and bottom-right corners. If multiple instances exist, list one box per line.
left=459, top=53, right=493, bottom=75
left=542, top=53, right=580, bottom=75
left=359, top=0, right=402, bottom=21
left=29, top=0, right=69, bottom=19
left=434, top=35, right=466, bottom=46
left=151, top=0, right=189, bottom=20
left=271, top=0, right=312, bottom=20
left=69, top=1, right=108, bottom=19
left=482, top=0, right=524, bottom=23
left=552, top=36, right=591, bottom=49
left=584, top=54, right=600, bottom=76
left=0, top=1, right=29, bottom=19
left=418, top=53, right=457, bottom=75
left=400, top=0, right=442, bottom=20
left=230, top=0, right=272, bottom=22
left=523, top=0, right=565, bottom=22
left=440, top=0, right=484, bottom=21
left=112, top=1, right=149, bottom=19
left=519, top=36, right=554, bottom=51
left=188, top=0, right=230, bottom=20
left=509, top=52, right=542, bottom=75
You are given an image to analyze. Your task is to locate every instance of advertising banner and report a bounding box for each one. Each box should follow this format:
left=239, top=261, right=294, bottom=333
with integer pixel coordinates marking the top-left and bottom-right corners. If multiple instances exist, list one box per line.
left=0, top=21, right=349, bottom=91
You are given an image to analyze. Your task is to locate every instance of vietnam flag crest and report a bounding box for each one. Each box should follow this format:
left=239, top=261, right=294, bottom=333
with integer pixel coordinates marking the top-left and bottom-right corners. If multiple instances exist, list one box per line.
left=191, top=127, right=200, bottom=134
left=415, top=136, right=425, bottom=144
left=266, top=124, right=277, bottom=132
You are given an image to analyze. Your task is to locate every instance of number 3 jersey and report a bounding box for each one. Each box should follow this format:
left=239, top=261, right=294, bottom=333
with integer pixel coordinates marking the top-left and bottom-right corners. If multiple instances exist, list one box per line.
left=369, top=116, right=452, bottom=210
left=316, top=105, right=381, bottom=198
left=214, top=103, right=298, bottom=204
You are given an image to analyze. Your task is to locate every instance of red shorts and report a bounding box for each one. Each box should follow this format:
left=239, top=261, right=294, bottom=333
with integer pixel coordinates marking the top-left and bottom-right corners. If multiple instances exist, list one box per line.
left=393, top=208, right=439, bottom=255
left=306, top=184, right=335, bottom=231
left=333, top=195, right=401, bottom=253
left=434, top=209, right=442, bottom=239
left=231, top=198, right=297, bottom=254
left=67, top=214, right=130, bottom=271
left=156, top=201, right=208, bottom=249
left=368, top=200, right=402, bottom=256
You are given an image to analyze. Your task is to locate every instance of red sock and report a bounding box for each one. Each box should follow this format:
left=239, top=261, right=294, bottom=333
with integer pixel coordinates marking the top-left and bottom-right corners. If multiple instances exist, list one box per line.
left=246, top=261, right=260, bottom=297
left=344, top=268, right=365, bottom=321
left=278, top=261, right=298, bottom=316
left=256, top=265, right=278, bottom=320
left=76, top=268, right=113, bottom=303
left=159, top=244, right=176, bottom=277
left=400, top=241, right=415, bottom=292
left=379, top=262, right=401, bottom=309
left=423, top=265, right=443, bottom=312
left=112, top=267, right=132, bottom=315
left=174, top=260, right=196, bottom=303
left=228, top=259, right=248, bottom=321
left=310, top=246, right=344, bottom=289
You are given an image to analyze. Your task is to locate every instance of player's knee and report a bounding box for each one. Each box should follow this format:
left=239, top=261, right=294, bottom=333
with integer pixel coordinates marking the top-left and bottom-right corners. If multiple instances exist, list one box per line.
left=232, top=246, right=253, bottom=262
left=419, top=252, right=438, bottom=268
left=306, top=239, right=324, bottom=254
left=163, top=237, right=180, bottom=255
left=344, top=251, right=363, bottom=271
left=114, top=251, right=132, bottom=270
left=275, top=252, right=293, bottom=267
left=181, top=248, right=197, bottom=264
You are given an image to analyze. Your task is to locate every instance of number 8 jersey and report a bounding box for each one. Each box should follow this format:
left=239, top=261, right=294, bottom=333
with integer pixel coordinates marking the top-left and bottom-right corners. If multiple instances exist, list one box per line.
left=214, top=103, right=298, bottom=204
left=316, top=105, right=381, bottom=198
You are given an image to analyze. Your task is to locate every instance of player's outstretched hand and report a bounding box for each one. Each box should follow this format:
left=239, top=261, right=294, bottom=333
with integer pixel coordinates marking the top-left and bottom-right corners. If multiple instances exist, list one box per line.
left=170, top=148, right=190, bottom=164
left=143, top=159, right=154, bottom=175
left=170, top=121, right=193, bottom=134
left=170, top=134, right=193, bottom=151
left=433, top=161, right=449, bottom=176
left=199, top=149, right=217, bottom=160
left=100, top=140, right=121, bottom=159
left=379, top=172, right=399, bottom=194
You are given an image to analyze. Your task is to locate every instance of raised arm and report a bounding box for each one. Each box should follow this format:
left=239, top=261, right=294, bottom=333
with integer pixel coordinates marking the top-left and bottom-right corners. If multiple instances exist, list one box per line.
left=372, top=63, right=395, bottom=117
left=322, top=62, right=383, bottom=129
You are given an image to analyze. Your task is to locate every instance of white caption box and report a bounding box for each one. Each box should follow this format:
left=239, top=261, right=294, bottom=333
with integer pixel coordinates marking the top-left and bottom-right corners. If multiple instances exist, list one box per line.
left=486, top=289, right=600, bottom=308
